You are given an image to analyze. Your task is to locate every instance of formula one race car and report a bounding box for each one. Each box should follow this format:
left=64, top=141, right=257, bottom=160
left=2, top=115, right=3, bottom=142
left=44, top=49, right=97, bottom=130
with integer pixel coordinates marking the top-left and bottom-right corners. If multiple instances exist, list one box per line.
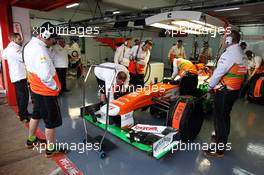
left=81, top=64, right=212, bottom=159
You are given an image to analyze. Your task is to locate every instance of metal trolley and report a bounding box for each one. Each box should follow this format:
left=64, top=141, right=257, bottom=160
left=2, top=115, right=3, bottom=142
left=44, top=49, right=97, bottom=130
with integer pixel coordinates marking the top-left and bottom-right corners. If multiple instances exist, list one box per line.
left=81, top=64, right=117, bottom=159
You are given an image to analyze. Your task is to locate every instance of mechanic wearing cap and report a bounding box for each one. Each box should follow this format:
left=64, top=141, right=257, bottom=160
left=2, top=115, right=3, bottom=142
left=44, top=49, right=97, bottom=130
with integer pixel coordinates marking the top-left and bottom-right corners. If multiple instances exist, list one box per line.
left=2, top=33, right=31, bottom=122
left=171, top=58, right=198, bottom=96
left=23, top=22, right=67, bottom=157
left=128, top=40, right=152, bottom=88
left=168, top=40, right=186, bottom=74
left=94, top=62, right=130, bottom=103
left=204, top=30, right=247, bottom=157
left=114, top=37, right=132, bottom=68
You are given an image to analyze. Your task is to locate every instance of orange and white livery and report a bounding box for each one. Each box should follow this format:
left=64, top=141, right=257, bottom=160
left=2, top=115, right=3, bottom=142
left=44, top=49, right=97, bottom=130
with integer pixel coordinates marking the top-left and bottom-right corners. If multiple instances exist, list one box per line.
left=171, top=58, right=198, bottom=79
left=99, top=83, right=178, bottom=128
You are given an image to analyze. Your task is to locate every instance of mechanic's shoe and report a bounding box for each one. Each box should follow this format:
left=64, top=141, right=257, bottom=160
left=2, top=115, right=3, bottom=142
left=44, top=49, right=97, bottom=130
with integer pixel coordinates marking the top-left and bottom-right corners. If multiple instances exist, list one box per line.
left=45, top=148, right=69, bottom=158
left=19, top=116, right=30, bottom=123
left=211, top=131, right=216, bottom=143
left=203, top=149, right=224, bottom=158
left=26, top=137, right=47, bottom=149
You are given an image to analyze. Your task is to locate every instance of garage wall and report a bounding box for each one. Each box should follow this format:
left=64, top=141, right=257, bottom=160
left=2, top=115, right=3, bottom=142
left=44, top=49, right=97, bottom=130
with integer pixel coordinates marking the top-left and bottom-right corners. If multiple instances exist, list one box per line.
left=12, top=7, right=31, bottom=44
left=82, top=32, right=222, bottom=68
left=83, top=37, right=114, bottom=64
left=151, top=35, right=222, bottom=69
left=82, top=30, right=159, bottom=65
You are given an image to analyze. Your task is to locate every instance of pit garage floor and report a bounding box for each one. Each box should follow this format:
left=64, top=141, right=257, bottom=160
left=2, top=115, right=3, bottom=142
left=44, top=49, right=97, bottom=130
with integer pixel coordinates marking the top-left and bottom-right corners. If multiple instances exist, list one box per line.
left=1, top=75, right=264, bottom=175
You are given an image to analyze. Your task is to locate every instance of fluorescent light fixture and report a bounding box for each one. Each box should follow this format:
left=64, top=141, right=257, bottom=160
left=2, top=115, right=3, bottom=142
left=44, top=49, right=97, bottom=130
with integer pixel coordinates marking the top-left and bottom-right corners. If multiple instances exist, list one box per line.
left=113, top=10, right=120, bottom=14
left=145, top=10, right=233, bottom=35
left=214, top=7, right=240, bottom=12
left=172, top=20, right=205, bottom=29
left=150, top=23, right=179, bottom=31
left=191, top=20, right=216, bottom=28
left=66, top=3, right=79, bottom=8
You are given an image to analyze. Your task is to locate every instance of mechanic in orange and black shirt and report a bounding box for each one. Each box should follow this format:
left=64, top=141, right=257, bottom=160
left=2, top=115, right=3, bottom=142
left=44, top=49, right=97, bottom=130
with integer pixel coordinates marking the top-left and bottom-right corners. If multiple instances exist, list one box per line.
left=128, top=40, right=152, bottom=88
left=171, top=58, right=198, bottom=96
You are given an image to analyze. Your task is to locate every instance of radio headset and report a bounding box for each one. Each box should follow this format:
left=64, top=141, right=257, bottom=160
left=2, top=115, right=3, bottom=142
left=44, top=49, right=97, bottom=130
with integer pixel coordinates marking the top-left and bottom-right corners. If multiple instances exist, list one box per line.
left=225, top=36, right=233, bottom=45
left=22, top=25, right=53, bottom=63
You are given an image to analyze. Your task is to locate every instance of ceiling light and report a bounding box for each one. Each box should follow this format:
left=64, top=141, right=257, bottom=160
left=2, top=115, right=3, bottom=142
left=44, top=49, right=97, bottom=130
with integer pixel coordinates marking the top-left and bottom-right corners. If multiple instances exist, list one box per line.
left=172, top=20, right=205, bottom=29
left=150, top=23, right=179, bottom=31
left=191, top=20, right=215, bottom=28
left=66, top=3, right=79, bottom=9
left=214, top=7, right=240, bottom=12
left=113, top=10, right=120, bottom=14
left=145, top=11, right=232, bottom=35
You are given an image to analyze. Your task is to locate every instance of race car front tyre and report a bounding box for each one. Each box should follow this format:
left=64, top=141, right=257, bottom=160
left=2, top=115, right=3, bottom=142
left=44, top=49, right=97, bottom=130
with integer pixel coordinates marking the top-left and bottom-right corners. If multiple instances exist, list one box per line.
left=168, top=96, right=204, bottom=141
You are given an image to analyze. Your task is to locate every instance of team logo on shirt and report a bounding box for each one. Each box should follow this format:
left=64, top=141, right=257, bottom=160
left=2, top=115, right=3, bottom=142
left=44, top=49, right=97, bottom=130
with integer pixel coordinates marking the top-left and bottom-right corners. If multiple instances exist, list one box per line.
left=40, top=57, right=47, bottom=62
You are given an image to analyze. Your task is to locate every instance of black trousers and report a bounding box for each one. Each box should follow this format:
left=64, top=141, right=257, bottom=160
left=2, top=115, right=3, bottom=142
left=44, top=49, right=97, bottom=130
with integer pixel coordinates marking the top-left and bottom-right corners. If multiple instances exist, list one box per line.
left=214, top=88, right=239, bottom=145
left=129, top=73, right=144, bottom=89
left=56, top=68, right=67, bottom=91
left=170, top=63, right=174, bottom=75
left=13, top=79, right=29, bottom=117
left=179, top=74, right=198, bottom=96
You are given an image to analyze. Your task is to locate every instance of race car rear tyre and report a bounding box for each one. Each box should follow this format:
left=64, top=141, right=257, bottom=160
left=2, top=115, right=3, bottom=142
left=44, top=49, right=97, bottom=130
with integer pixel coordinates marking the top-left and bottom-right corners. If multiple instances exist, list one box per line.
left=168, top=96, right=204, bottom=141
left=247, top=75, right=264, bottom=105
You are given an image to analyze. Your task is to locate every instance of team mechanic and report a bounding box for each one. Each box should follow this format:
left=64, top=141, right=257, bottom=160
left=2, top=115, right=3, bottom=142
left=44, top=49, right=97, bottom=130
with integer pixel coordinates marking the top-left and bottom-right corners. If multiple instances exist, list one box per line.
left=171, top=58, right=198, bottom=96
left=2, top=33, right=31, bottom=122
left=204, top=30, right=247, bottom=157
left=24, top=22, right=67, bottom=157
left=128, top=40, right=152, bottom=88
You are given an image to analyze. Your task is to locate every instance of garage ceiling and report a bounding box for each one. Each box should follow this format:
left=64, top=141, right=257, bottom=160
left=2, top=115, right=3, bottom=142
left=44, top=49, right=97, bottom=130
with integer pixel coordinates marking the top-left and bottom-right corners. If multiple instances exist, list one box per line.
left=10, top=0, right=79, bottom=11
left=69, top=0, right=264, bottom=26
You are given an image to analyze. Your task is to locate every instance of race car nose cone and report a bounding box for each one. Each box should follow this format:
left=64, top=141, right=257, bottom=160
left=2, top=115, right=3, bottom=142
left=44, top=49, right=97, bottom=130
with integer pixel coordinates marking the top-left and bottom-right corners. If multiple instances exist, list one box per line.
left=100, top=104, right=120, bottom=116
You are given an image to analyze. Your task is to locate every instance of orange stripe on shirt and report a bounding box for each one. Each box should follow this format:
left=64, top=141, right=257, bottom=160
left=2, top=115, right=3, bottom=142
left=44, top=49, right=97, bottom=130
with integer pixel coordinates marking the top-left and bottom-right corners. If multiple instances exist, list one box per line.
left=27, top=72, right=61, bottom=96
